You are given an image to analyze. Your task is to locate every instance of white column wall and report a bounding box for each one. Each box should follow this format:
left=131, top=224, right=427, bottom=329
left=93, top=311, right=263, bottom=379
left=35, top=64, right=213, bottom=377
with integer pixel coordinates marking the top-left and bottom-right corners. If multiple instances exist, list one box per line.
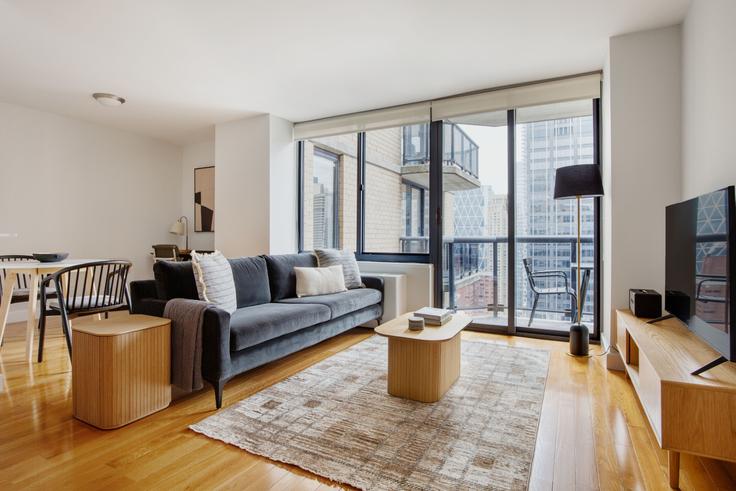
left=215, top=115, right=271, bottom=257
left=214, top=114, right=296, bottom=257
left=268, top=115, right=297, bottom=254
left=681, top=0, right=736, bottom=199
left=602, top=26, right=682, bottom=367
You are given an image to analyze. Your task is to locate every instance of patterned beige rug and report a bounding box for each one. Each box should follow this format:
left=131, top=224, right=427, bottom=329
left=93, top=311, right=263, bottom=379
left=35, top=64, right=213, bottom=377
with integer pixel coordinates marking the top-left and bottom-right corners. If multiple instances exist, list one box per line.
left=191, top=336, right=549, bottom=490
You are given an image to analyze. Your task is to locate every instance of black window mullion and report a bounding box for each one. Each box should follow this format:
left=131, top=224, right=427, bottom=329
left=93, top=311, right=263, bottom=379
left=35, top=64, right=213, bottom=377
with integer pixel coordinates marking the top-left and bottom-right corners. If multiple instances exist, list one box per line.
left=507, top=109, right=517, bottom=334
left=297, top=141, right=304, bottom=252
left=429, top=120, right=444, bottom=307
left=356, top=132, right=366, bottom=253
left=419, top=187, right=426, bottom=237
left=332, top=154, right=340, bottom=249
left=592, top=97, right=602, bottom=340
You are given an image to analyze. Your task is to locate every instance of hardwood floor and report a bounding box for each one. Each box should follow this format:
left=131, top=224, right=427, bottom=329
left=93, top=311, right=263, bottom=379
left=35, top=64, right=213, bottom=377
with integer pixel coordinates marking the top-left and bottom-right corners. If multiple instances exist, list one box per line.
left=1, top=316, right=734, bottom=490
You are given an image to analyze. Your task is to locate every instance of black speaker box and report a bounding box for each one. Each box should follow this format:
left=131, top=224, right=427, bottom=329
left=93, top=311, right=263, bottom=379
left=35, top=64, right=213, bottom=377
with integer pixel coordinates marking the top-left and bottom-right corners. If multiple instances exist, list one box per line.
left=629, top=289, right=662, bottom=318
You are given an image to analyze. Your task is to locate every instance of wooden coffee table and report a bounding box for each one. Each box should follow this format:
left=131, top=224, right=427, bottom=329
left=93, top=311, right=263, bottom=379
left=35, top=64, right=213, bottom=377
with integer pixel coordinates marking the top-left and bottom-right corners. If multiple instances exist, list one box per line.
left=375, top=312, right=471, bottom=402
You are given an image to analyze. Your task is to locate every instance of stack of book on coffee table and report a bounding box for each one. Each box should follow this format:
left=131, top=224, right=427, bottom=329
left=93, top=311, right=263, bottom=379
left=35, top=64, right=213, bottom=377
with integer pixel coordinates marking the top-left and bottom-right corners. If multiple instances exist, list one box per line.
left=413, top=307, right=452, bottom=326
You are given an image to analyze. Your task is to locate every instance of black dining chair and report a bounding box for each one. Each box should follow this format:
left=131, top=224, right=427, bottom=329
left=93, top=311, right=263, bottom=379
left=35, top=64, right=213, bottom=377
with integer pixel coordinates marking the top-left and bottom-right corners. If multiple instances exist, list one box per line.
left=522, top=258, right=578, bottom=327
left=37, top=260, right=132, bottom=361
left=0, top=255, right=36, bottom=305
left=0, top=255, right=60, bottom=346
left=1, top=255, right=34, bottom=346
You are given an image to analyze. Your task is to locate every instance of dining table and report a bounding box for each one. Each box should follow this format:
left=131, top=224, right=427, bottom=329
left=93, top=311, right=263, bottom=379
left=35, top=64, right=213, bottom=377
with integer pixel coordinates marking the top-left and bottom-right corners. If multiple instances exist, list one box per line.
left=0, top=259, right=100, bottom=363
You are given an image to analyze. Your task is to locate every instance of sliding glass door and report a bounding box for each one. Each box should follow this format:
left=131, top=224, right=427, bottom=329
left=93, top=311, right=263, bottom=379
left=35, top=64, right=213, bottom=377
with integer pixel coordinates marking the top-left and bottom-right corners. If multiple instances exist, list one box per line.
left=437, top=100, right=600, bottom=339
left=514, top=100, right=598, bottom=335
left=441, top=111, right=510, bottom=329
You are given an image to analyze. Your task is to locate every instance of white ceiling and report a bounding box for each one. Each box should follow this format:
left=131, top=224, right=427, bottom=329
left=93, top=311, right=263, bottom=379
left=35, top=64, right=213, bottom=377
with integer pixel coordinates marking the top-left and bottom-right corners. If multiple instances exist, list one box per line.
left=0, top=0, right=690, bottom=144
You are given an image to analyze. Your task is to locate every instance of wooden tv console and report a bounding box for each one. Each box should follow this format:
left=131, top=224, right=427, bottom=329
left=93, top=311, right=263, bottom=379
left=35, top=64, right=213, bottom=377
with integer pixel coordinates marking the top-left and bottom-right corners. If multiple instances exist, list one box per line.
left=616, top=310, right=736, bottom=488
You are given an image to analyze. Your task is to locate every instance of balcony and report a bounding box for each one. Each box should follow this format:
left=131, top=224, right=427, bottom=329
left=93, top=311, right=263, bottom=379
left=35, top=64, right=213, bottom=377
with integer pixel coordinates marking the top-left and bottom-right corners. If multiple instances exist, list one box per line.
left=401, top=123, right=481, bottom=192
left=398, top=235, right=596, bottom=333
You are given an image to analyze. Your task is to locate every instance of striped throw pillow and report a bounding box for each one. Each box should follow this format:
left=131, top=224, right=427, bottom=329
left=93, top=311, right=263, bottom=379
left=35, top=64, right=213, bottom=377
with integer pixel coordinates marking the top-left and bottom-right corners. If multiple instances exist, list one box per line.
left=314, top=249, right=363, bottom=289
left=191, top=250, right=237, bottom=313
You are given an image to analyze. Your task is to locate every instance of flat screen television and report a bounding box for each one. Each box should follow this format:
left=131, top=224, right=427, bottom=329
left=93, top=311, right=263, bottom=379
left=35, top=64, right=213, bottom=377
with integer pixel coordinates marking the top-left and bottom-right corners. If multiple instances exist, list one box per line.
left=665, top=185, right=736, bottom=373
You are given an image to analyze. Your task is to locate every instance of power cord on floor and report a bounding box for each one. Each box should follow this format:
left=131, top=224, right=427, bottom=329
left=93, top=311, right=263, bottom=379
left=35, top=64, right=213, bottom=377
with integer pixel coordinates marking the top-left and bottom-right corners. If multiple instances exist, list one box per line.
left=592, top=346, right=611, bottom=356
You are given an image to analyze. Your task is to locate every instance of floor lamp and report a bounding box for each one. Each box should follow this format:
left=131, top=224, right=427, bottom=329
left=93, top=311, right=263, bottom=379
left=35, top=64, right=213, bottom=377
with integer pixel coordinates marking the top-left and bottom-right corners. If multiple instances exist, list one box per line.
left=553, top=164, right=604, bottom=356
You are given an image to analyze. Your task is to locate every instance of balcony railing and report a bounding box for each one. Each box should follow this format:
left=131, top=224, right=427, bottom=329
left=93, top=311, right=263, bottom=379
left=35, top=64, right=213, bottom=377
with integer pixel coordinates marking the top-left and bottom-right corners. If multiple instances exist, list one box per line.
left=399, top=236, right=429, bottom=253
left=402, top=123, right=479, bottom=179
left=398, top=235, right=595, bottom=321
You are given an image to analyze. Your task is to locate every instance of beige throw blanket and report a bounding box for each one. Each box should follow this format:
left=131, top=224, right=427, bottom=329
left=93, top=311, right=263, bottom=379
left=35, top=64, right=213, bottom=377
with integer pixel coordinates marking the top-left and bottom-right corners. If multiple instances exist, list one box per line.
left=164, top=298, right=209, bottom=393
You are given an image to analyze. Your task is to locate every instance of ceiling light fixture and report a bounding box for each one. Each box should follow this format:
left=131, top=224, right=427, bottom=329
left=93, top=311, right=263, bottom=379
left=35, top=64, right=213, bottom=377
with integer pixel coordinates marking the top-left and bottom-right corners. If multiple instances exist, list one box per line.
left=92, top=92, right=126, bottom=107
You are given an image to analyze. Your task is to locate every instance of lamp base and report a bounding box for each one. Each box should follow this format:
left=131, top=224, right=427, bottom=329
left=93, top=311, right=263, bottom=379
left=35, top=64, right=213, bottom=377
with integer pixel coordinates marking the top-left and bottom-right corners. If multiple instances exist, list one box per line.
left=568, top=323, right=590, bottom=357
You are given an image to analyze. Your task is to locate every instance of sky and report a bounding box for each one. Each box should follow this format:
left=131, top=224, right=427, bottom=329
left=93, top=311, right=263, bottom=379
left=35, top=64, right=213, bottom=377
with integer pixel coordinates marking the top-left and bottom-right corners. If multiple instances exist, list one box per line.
left=458, top=123, right=508, bottom=194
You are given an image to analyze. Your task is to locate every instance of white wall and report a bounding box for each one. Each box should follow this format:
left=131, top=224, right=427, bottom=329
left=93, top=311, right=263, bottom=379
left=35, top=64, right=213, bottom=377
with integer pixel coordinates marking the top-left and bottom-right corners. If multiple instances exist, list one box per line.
left=215, top=114, right=296, bottom=257
left=602, top=26, right=682, bottom=363
left=681, top=0, right=736, bottom=199
left=0, top=102, right=182, bottom=321
left=0, top=101, right=182, bottom=279
left=181, top=133, right=215, bottom=251
left=601, top=50, right=613, bottom=350
left=269, top=115, right=298, bottom=254
left=215, top=115, right=271, bottom=256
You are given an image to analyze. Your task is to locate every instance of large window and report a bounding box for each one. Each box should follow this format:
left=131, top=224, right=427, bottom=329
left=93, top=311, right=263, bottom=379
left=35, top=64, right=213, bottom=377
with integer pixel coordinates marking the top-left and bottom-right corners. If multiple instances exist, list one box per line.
left=311, top=149, right=338, bottom=249
left=300, top=134, right=357, bottom=251
left=364, top=125, right=430, bottom=254
left=297, top=97, right=601, bottom=340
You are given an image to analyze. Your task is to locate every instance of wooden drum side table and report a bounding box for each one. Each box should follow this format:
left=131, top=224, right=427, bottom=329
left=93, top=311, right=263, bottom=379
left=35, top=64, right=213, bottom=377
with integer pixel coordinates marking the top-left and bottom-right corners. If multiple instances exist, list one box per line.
left=72, top=314, right=171, bottom=429
left=375, top=312, right=471, bottom=403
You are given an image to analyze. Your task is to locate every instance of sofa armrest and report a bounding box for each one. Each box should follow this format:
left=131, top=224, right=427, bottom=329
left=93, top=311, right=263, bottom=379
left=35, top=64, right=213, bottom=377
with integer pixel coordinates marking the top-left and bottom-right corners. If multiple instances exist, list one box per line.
left=129, top=280, right=162, bottom=314
left=361, top=275, right=384, bottom=293
left=201, top=306, right=233, bottom=383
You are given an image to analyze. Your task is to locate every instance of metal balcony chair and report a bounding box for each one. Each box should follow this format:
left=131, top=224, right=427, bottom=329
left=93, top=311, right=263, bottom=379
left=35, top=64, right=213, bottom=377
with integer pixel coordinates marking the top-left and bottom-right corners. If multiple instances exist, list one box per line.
left=37, top=260, right=132, bottom=361
left=152, top=244, right=181, bottom=262
left=522, top=258, right=578, bottom=327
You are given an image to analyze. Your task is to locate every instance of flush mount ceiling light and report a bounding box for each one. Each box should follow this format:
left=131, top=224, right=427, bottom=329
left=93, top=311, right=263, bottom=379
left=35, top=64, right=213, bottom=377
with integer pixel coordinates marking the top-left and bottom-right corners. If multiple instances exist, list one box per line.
left=92, top=92, right=126, bottom=107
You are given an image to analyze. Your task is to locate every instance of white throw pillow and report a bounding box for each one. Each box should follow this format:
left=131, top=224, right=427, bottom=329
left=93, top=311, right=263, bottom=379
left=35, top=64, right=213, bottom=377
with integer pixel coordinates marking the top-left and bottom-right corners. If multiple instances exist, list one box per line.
left=191, top=250, right=237, bottom=313
left=294, top=265, right=347, bottom=297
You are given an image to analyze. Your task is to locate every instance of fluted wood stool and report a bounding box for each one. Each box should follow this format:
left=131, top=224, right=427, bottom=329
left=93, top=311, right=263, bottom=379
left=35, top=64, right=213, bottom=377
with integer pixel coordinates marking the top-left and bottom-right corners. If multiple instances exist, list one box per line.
left=72, top=314, right=171, bottom=429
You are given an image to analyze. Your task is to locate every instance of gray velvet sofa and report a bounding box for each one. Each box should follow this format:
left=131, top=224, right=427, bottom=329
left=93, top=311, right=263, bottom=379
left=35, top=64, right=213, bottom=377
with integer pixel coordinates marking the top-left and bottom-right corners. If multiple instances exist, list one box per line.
left=129, top=253, right=383, bottom=408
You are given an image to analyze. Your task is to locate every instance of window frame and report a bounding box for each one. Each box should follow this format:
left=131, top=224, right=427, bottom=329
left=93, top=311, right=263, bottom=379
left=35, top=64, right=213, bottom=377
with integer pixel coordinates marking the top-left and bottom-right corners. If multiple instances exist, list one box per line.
left=356, top=126, right=432, bottom=263
left=298, top=144, right=341, bottom=251
left=314, top=146, right=340, bottom=249
left=296, top=99, right=602, bottom=342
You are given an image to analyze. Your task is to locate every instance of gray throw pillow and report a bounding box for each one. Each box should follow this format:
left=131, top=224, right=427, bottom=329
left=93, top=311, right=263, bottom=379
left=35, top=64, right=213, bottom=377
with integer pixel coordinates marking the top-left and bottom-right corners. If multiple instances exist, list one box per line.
left=314, top=249, right=363, bottom=289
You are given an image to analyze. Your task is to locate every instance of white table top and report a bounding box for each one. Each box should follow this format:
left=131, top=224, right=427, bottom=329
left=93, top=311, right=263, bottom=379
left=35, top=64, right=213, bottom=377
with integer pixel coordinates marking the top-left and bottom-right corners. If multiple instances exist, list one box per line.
left=0, top=259, right=102, bottom=271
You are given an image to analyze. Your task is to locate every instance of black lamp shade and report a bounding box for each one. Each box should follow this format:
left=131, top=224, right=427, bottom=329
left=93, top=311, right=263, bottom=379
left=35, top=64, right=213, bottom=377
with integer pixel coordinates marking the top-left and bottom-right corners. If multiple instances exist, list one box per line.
left=553, top=164, right=604, bottom=199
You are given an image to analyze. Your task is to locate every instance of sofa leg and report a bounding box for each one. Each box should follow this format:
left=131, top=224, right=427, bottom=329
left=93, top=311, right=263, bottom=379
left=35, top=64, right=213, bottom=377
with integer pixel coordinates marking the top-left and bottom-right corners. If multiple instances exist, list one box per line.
left=213, top=380, right=225, bottom=409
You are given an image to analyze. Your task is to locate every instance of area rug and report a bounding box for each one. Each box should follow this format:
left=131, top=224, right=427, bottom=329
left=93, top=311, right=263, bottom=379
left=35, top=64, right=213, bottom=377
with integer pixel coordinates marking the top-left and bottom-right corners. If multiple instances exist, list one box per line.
left=190, top=336, right=549, bottom=490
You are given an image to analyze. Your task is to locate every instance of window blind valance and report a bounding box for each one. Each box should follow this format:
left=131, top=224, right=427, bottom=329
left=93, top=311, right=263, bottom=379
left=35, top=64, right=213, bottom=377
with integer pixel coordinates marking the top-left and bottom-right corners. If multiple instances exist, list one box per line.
left=293, top=72, right=601, bottom=140
left=431, top=73, right=601, bottom=121
left=293, top=102, right=431, bottom=140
